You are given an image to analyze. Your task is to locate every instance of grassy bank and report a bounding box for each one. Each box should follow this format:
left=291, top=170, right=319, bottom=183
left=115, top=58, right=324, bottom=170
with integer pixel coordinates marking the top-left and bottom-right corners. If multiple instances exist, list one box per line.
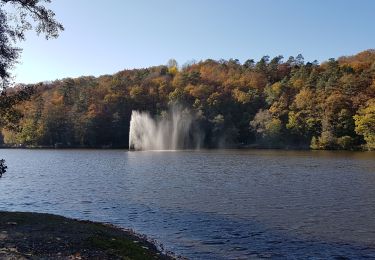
left=0, top=211, right=175, bottom=259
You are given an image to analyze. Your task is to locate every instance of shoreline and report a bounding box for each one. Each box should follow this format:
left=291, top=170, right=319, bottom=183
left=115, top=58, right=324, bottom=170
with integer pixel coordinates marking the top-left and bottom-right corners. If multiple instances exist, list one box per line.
left=0, top=211, right=176, bottom=259
left=0, top=145, right=370, bottom=151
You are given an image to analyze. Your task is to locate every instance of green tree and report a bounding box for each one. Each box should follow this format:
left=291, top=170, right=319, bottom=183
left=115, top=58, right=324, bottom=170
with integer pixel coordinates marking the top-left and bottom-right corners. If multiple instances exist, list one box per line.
left=287, top=88, right=321, bottom=145
left=354, top=99, right=375, bottom=150
left=250, top=109, right=282, bottom=146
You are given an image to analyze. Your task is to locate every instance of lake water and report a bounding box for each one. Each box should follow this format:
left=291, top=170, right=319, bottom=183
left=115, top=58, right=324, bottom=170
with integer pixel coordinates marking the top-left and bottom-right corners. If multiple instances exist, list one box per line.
left=0, top=149, right=375, bottom=259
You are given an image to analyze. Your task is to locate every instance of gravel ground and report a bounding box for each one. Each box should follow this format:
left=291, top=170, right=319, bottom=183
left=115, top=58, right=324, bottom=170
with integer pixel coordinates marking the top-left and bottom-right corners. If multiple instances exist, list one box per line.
left=0, top=211, right=176, bottom=260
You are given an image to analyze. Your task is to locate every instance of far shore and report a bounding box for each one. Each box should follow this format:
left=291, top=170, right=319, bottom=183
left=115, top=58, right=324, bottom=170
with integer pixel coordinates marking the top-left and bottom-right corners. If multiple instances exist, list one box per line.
left=0, top=144, right=370, bottom=151
left=0, top=211, right=176, bottom=259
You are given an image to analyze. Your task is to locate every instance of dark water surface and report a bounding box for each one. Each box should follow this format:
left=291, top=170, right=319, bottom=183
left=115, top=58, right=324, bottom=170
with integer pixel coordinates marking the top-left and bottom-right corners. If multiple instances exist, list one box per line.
left=0, top=149, right=375, bottom=259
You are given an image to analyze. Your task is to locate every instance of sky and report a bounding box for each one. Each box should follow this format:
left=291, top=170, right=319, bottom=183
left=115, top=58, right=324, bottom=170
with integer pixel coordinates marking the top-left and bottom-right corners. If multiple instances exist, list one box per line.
left=10, top=0, right=375, bottom=84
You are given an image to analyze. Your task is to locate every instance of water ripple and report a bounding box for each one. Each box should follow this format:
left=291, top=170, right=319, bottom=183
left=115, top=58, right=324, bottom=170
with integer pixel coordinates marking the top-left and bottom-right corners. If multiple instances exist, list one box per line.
left=0, top=149, right=374, bottom=259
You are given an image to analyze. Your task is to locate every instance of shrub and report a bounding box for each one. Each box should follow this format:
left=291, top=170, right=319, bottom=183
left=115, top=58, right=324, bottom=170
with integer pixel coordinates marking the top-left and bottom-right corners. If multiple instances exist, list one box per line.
left=0, top=159, right=7, bottom=177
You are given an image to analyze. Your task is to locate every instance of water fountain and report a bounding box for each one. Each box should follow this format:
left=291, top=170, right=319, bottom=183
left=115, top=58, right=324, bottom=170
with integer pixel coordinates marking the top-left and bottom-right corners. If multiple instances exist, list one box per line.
left=129, top=106, right=201, bottom=150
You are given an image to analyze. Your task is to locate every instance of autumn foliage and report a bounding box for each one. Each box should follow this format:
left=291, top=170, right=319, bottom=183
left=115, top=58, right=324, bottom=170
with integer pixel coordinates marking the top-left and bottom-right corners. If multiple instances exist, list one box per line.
left=2, top=50, right=375, bottom=150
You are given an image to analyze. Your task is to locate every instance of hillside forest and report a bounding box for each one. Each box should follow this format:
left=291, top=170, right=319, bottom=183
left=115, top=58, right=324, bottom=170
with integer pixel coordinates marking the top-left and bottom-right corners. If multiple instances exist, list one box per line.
left=1, top=50, right=375, bottom=150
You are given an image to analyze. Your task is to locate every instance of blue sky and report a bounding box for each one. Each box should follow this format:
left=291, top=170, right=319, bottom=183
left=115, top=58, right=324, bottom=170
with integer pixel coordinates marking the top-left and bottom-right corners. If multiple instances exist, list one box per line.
left=12, top=0, right=375, bottom=84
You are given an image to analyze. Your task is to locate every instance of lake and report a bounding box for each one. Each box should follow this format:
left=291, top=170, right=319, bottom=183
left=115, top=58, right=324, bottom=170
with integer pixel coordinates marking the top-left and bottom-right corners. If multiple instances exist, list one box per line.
left=0, top=149, right=375, bottom=259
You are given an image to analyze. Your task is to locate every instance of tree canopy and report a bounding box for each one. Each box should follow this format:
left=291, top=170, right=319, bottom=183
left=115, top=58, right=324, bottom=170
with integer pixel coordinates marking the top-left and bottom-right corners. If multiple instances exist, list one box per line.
left=0, top=0, right=63, bottom=129
left=2, top=50, right=375, bottom=150
left=0, top=0, right=63, bottom=176
left=0, top=0, right=63, bottom=88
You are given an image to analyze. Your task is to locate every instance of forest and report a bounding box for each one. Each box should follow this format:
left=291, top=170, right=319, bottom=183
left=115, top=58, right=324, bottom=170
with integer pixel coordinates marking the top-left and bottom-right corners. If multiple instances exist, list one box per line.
left=1, top=50, right=375, bottom=150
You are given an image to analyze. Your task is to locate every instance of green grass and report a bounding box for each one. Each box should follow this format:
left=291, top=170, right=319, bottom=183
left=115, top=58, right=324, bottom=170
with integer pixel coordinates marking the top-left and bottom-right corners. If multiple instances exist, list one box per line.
left=88, top=235, right=159, bottom=260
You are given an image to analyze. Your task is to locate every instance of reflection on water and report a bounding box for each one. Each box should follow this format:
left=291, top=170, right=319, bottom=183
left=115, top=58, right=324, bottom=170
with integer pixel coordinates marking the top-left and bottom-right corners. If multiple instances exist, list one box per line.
left=0, top=149, right=375, bottom=259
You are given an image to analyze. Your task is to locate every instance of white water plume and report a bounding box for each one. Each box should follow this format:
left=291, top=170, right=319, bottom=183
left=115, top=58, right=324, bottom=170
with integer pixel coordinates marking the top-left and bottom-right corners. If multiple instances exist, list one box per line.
left=129, top=106, right=201, bottom=150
